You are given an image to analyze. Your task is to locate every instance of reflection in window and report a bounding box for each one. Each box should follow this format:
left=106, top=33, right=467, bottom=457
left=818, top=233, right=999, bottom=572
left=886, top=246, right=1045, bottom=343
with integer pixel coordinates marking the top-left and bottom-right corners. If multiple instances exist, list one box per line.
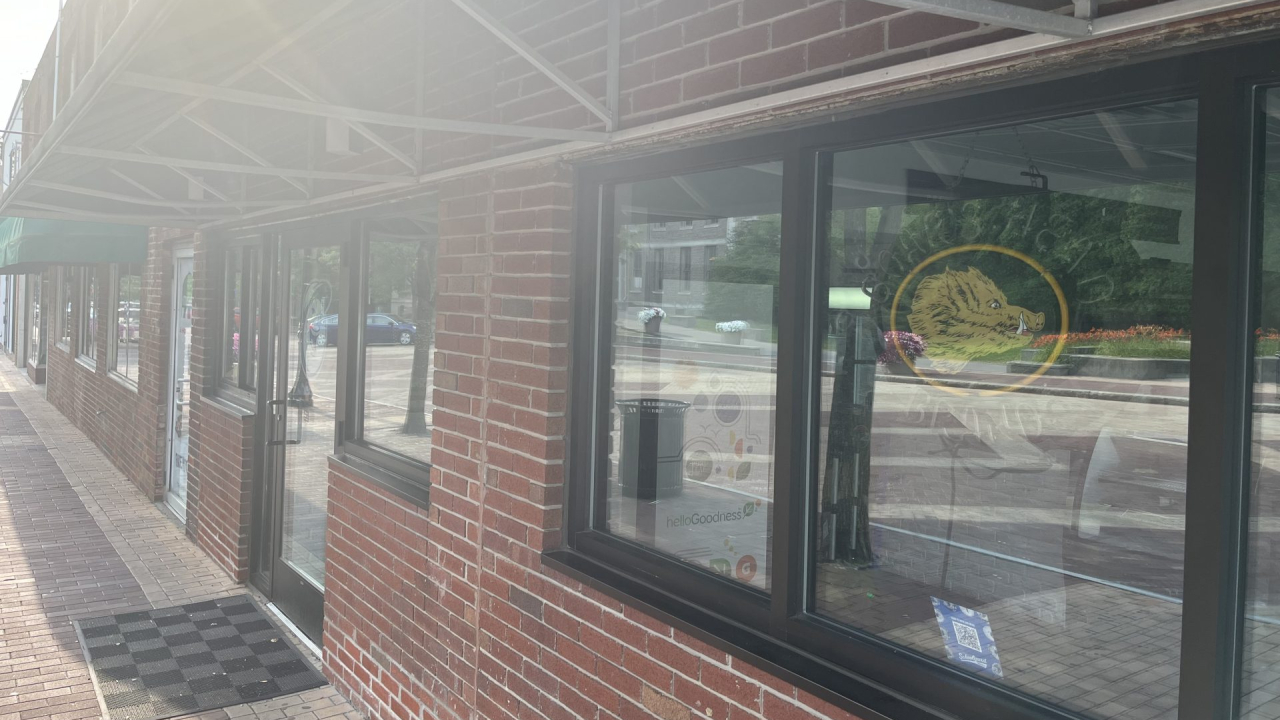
left=27, top=273, right=42, bottom=368
left=816, top=101, right=1196, bottom=717
left=78, top=266, right=97, bottom=362
left=223, top=247, right=242, bottom=384
left=360, top=216, right=437, bottom=464
left=112, top=264, right=142, bottom=385
left=1244, top=88, right=1280, bottom=719
left=57, top=267, right=71, bottom=347
left=222, top=246, right=260, bottom=392
left=604, top=162, right=781, bottom=591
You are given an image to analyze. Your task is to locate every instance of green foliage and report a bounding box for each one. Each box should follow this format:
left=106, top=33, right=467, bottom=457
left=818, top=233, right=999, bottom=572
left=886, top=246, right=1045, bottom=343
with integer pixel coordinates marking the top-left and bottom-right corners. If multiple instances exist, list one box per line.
left=367, top=241, right=421, bottom=315
left=702, top=216, right=781, bottom=325
left=869, top=187, right=1194, bottom=334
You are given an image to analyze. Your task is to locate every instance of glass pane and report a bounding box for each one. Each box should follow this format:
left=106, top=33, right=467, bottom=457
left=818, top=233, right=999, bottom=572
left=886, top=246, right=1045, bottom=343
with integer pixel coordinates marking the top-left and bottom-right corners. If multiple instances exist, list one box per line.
left=281, top=245, right=342, bottom=589
left=28, top=273, right=42, bottom=368
left=80, top=267, right=97, bottom=361
left=169, top=261, right=194, bottom=514
left=246, top=248, right=260, bottom=391
left=58, top=268, right=71, bottom=346
left=223, top=248, right=242, bottom=384
left=1243, top=88, right=1280, bottom=720
left=815, top=100, right=1196, bottom=717
left=603, top=162, right=782, bottom=591
left=113, top=265, right=141, bottom=383
left=361, top=215, right=437, bottom=464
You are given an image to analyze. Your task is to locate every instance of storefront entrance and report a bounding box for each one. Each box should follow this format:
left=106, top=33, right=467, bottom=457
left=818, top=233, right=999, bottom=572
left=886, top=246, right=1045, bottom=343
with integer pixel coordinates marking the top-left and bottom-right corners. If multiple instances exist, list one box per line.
left=254, top=230, right=344, bottom=644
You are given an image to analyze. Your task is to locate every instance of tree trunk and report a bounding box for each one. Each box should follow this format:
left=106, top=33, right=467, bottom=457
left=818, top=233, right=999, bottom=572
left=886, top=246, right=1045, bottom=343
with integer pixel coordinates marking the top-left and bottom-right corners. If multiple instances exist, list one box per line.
left=402, top=239, right=438, bottom=435
left=819, top=208, right=899, bottom=566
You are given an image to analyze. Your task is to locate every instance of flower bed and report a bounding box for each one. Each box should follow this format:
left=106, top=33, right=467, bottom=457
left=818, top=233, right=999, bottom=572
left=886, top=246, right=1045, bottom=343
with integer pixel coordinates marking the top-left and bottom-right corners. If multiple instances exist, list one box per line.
left=879, top=331, right=927, bottom=365
left=1031, top=325, right=1190, bottom=361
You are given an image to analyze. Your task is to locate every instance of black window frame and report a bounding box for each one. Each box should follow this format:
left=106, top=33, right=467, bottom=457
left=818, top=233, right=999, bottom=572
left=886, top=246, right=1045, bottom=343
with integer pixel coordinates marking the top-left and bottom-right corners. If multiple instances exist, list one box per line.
left=338, top=218, right=435, bottom=497
left=555, top=41, right=1280, bottom=720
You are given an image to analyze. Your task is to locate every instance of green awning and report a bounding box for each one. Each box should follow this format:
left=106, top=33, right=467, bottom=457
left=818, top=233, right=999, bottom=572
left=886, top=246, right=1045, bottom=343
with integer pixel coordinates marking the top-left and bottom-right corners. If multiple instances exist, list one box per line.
left=0, top=218, right=149, bottom=274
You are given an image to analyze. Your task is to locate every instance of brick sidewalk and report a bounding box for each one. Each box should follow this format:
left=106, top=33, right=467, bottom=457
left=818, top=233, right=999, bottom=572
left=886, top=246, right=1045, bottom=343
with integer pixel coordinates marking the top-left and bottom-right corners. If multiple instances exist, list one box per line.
left=0, top=362, right=360, bottom=720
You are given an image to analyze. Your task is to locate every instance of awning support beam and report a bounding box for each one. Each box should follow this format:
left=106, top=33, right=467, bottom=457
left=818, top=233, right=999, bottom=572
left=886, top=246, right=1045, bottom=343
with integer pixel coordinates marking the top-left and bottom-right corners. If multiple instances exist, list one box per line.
left=444, top=0, right=615, bottom=130
left=114, top=71, right=610, bottom=143
left=607, top=0, right=621, bottom=125
left=138, top=144, right=238, bottom=206
left=26, top=180, right=308, bottom=209
left=257, top=65, right=419, bottom=171
left=182, top=114, right=312, bottom=197
left=57, top=146, right=420, bottom=185
left=131, top=0, right=363, bottom=150
left=11, top=200, right=205, bottom=225
left=107, top=167, right=193, bottom=216
left=872, top=0, right=1092, bottom=37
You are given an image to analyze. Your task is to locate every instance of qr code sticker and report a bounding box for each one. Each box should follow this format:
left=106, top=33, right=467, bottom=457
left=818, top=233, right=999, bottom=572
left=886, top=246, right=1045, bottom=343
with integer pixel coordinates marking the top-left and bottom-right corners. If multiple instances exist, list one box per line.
left=952, top=620, right=983, bottom=652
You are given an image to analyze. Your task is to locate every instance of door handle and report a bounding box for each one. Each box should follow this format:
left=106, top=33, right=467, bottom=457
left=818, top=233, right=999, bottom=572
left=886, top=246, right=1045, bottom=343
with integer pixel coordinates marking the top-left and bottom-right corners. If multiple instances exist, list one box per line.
left=268, top=400, right=302, bottom=447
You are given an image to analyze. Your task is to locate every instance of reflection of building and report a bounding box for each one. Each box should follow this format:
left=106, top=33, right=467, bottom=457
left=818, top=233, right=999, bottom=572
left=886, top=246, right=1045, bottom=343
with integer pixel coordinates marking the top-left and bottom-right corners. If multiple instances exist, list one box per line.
left=622, top=218, right=730, bottom=320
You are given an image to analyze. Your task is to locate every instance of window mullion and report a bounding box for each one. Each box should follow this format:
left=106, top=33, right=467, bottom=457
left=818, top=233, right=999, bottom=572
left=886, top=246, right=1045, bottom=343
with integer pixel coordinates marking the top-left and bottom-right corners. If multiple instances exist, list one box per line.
left=1177, top=63, right=1257, bottom=720
left=773, top=150, right=820, bottom=636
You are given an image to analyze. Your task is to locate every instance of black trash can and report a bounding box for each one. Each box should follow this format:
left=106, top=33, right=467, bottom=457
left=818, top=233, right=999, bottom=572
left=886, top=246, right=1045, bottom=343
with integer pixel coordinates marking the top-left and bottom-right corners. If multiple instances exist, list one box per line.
left=618, top=398, right=691, bottom=500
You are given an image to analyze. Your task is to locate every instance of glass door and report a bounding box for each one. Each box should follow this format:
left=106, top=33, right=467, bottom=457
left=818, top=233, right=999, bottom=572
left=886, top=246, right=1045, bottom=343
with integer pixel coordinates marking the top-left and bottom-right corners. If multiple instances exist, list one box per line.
left=262, top=236, right=343, bottom=643
left=166, top=251, right=194, bottom=520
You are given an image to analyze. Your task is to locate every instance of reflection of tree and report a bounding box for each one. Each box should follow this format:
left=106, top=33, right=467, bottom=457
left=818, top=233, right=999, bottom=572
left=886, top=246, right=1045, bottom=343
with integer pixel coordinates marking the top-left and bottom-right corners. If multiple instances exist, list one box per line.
left=703, top=216, right=781, bottom=325
left=881, top=188, right=1193, bottom=333
left=821, top=208, right=894, bottom=567
left=403, top=238, right=438, bottom=436
left=364, top=224, right=439, bottom=437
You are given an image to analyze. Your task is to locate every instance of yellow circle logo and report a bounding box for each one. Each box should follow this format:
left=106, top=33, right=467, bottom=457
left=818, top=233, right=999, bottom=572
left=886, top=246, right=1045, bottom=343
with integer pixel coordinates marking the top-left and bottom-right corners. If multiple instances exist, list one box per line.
left=888, top=244, right=1069, bottom=396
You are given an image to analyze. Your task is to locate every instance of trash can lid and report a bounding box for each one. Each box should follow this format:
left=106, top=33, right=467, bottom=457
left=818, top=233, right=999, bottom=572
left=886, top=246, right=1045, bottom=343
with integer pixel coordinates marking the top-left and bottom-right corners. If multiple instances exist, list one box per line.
left=617, top=398, right=691, bottom=414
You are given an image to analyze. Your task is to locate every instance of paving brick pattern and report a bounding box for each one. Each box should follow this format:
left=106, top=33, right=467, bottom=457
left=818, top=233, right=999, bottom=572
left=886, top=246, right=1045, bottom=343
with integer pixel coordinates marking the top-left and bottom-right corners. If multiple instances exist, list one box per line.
left=0, top=362, right=361, bottom=720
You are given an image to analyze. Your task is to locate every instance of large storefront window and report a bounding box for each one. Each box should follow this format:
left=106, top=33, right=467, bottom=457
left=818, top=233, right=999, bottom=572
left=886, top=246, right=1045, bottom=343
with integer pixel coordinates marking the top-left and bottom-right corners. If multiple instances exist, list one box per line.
left=602, top=163, right=781, bottom=591
left=815, top=100, right=1195, bottom=716
left=111, top=264, right=141, bottom=386
left=566, top=60, right=1250, bottom=719
left=78, top=266, right=97, bottom=363
left=358, top=216, right=437, bottom=465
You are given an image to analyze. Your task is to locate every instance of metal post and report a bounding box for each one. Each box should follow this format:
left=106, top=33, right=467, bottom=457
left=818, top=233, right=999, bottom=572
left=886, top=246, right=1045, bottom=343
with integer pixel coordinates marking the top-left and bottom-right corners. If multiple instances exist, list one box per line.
left=606, top=0, right=620, bottom=132
left=52, top=0, right=65, bottom=119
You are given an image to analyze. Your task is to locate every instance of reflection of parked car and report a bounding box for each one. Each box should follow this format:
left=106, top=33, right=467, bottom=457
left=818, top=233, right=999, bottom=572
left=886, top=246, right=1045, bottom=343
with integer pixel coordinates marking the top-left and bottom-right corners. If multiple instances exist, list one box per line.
left=308, top=314, right=417, bottom=346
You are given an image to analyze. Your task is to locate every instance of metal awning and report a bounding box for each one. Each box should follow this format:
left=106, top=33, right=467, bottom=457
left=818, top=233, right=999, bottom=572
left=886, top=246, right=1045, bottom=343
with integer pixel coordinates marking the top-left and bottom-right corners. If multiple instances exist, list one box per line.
left=0, top=217, right=148, bottom=274
left=0, top=0, right=620, bottom=230
left=0, top=0, right=1265, bottom=230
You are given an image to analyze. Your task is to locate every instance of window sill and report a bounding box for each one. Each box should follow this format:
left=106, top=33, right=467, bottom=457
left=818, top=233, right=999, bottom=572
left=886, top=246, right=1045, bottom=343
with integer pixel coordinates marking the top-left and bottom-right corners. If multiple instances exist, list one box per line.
left=212, top=385, right=257, bottom=415
left=75, top=356, right=97, bottom=373
left=202, top=393, right=255, bottom=420
left=107, top=371, right=138, bottom=393
left=541, top=549, right=928, bottom=720
left=331, top=451, right=430, bottom=510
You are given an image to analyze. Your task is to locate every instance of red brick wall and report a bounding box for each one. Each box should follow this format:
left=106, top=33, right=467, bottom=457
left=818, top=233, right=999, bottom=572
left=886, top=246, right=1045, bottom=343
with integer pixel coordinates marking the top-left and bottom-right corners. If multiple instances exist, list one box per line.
left=44, top=230, right=172, bottom=501
left=187, top=231, right=257, bottom=583
left=411, top=0, right=1034, bottom=170
left=323, top=159, right=860, bottom=720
